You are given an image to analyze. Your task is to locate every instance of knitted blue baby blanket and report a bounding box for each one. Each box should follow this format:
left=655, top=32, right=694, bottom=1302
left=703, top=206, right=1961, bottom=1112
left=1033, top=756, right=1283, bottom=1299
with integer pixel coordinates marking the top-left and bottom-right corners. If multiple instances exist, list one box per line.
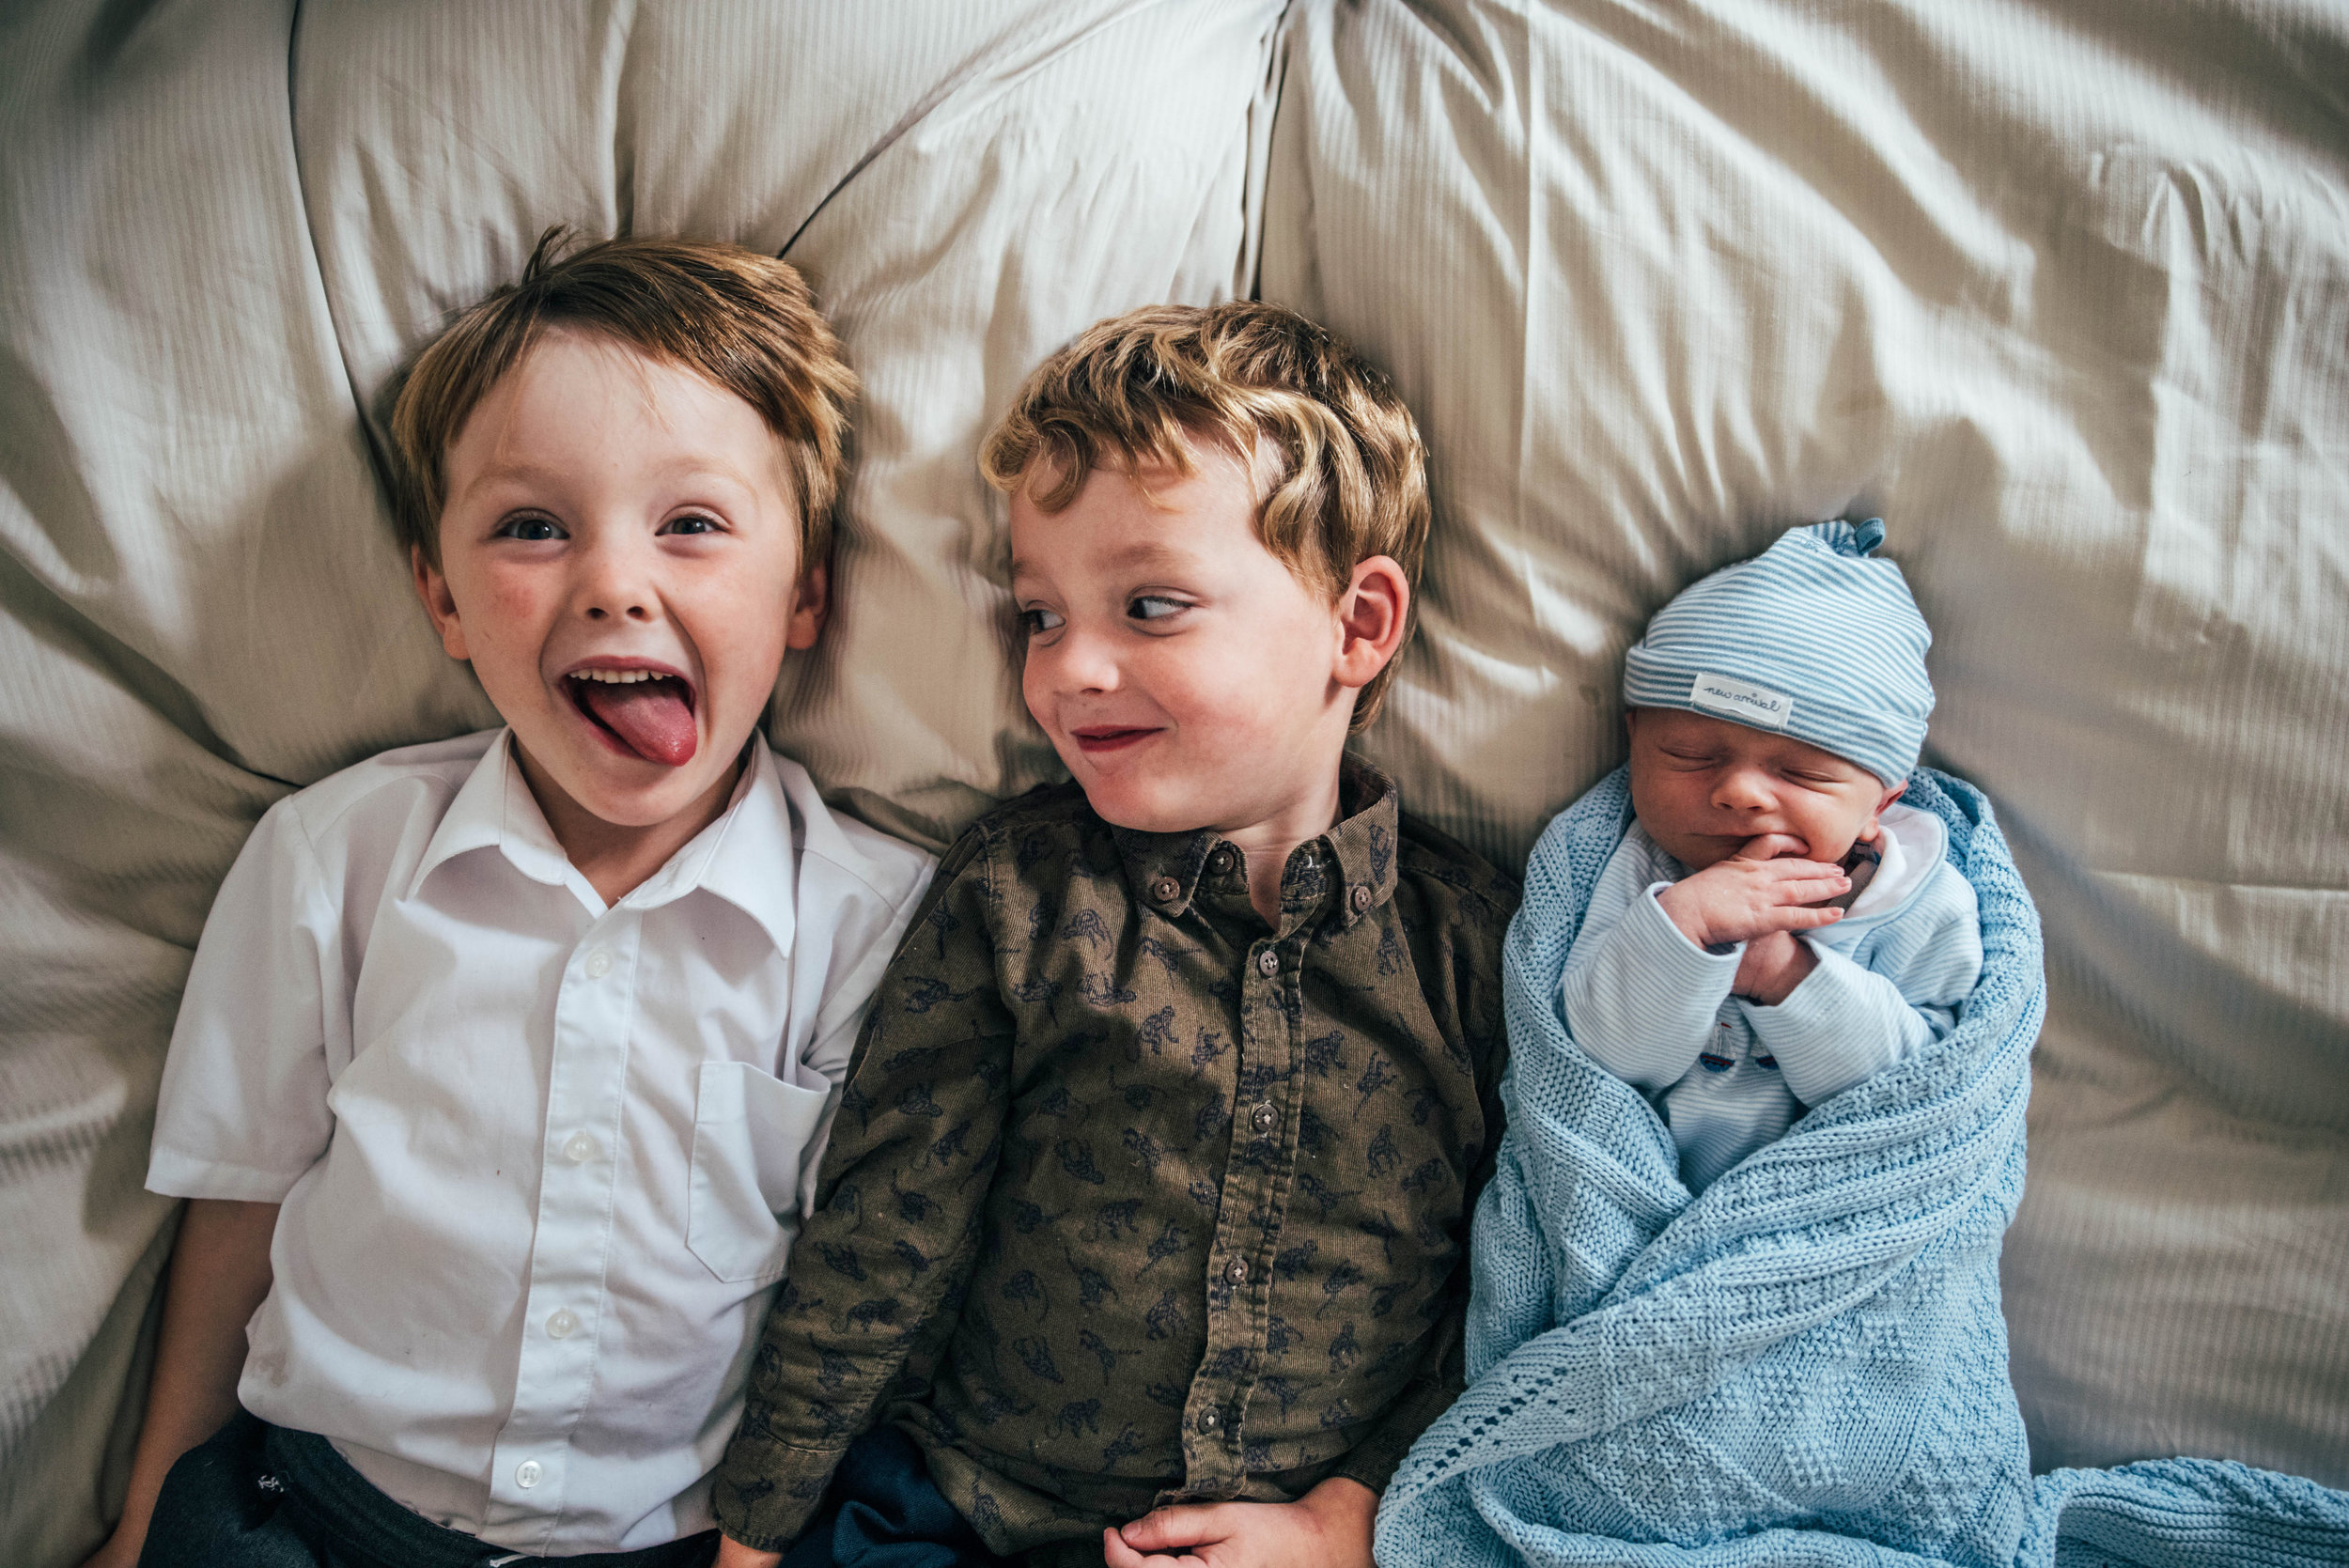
left=1375, top=767, right=2349, bottom=1567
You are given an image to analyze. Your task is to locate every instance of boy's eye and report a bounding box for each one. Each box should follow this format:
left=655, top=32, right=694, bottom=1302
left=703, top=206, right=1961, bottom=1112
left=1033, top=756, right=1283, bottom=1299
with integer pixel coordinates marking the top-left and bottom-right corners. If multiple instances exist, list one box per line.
left=1020, top=606, right=1066, bottom=636
left=661, top=512, right=721, bottom=536
left=1128, top=595, right=1187, bottom=621
left=492, top=514, right=565, bottom=542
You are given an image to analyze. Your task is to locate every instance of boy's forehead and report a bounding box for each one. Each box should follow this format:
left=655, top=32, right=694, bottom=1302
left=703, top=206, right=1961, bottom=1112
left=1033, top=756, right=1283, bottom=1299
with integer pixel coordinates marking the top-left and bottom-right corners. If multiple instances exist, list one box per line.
left=450, top=329, right=793, bottom=504
left=1007, top=452, right=1261, bottom=582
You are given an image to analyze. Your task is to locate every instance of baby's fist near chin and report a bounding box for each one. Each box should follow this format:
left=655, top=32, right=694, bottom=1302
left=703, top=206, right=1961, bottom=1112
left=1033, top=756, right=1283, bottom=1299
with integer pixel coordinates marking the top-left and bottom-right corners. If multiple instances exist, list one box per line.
left=1657, top=855, right=1848, bottom=950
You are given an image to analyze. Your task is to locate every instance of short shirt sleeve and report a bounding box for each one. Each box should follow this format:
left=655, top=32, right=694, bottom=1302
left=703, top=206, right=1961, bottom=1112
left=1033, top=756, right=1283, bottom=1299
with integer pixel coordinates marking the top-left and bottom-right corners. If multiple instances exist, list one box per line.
left=147, top=796, right=342, bottom=1202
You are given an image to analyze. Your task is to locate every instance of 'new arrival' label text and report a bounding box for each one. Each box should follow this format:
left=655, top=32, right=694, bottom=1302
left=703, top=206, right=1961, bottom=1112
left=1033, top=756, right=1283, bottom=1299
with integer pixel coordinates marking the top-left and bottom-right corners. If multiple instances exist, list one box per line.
left=1688, top=672, right=1793, bottom=729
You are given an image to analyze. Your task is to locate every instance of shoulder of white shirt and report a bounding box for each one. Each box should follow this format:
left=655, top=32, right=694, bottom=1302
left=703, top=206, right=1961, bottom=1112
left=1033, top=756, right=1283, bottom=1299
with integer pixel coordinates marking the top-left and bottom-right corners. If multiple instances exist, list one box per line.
left=762, top=744, right=938, bottom=912
left=264, top=729, right=500, bottom=855
left=266, top=727, right=935, bottom=903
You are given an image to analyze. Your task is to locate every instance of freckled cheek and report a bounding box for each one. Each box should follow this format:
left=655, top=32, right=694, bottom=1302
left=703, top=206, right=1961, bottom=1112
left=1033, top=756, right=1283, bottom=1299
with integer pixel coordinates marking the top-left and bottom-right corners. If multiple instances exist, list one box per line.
left=461, top=564, right=547, bottom=626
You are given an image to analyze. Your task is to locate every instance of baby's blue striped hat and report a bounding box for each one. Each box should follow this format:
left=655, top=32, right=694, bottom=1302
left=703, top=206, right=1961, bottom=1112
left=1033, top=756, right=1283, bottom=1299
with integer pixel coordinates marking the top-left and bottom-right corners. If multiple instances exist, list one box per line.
left=1622, top=519, right=1933, bottom=785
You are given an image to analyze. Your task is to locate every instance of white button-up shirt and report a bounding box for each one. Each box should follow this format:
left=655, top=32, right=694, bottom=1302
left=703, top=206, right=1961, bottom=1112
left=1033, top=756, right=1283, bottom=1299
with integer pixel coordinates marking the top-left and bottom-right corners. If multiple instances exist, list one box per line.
left=148, top=729, right=935, bottom=1552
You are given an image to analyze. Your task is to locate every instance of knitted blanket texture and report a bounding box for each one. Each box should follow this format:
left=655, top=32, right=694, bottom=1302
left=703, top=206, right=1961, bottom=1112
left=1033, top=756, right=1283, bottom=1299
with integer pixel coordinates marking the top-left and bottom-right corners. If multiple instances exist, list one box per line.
left=1374, top=768, right=2349, bottom=1568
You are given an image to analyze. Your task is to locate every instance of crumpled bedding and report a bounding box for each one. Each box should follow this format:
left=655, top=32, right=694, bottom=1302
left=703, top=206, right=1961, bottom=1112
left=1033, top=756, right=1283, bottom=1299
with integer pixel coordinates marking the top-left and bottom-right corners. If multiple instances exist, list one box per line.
left=4, top=0, right=2347, bottom=1562
left=1373, top=765, right=2349, bottom=1567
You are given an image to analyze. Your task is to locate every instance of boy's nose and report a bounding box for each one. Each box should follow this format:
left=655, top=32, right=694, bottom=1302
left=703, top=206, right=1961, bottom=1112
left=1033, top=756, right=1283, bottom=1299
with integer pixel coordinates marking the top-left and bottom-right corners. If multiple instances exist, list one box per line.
left=576, top=536, right=655, bottom=622
left=1050, top=627, right=1120, bottom=694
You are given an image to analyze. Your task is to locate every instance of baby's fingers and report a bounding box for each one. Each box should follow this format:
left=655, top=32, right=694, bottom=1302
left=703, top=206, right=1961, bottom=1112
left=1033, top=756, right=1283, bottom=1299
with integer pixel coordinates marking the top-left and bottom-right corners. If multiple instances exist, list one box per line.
left=1735, top=832, right=1811, bottom=862
left=1751, top=862, right=1849, bottom=907
left=1767, top=904, right=1845, bottom=931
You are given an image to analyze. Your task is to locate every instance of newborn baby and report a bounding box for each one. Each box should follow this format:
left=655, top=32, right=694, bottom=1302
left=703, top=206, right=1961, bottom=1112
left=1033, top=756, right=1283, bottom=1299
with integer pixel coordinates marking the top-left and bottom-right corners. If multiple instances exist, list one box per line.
left=1559, top=519, right=1983, bottom=1191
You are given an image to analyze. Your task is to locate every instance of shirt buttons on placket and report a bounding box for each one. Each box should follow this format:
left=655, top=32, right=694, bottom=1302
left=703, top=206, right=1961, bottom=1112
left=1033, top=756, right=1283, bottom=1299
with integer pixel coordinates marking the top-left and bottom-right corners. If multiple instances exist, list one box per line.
left=1250, top=1102, right=1278, bottom=1134
left=515, top=1459, right=543, bottom=1489
left=545, top=1309, right=579, bottom=1340
left=583, top=949, right=614, bottom=980
left=1256, top=949, right=1279, bottom=978
left=1223, top=1256, right=1249, bottom=1285
left=1195, top=1408, right=1221, bottom=1435
left=563, top=1131, right=599, bottom=1164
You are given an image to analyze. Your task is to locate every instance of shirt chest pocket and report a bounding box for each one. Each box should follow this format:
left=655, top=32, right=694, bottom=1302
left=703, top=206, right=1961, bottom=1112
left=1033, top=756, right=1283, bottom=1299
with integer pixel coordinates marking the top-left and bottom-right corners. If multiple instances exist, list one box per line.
left=686, top=1061, right=831, bottom=1284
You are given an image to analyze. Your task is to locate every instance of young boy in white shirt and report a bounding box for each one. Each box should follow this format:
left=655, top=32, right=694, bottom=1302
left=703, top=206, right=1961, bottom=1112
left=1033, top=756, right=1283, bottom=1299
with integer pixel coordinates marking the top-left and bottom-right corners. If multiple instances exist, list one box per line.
left=1557, top=519, right=1983, bottom=1193
left=86, top=233, right=935, bottom=1567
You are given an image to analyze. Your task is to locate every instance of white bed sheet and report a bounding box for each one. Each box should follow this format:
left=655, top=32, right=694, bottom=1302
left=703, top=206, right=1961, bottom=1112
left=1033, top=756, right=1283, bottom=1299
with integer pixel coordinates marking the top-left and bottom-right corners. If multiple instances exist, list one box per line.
left=1261, top=0, right=2349, bottom=1485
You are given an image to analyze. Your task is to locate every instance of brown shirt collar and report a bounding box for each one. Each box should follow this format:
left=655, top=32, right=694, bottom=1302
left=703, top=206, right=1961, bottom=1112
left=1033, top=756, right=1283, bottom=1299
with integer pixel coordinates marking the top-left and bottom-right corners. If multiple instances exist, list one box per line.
left=1107, top=755, right=1401, bottom=933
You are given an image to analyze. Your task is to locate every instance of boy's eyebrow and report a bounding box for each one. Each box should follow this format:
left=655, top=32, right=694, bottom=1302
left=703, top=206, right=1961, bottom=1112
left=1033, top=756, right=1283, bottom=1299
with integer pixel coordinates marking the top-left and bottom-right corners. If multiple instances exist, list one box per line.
left=455, top=453, right=761, bottom=502
left=1011, top=539, right=1196, bottom=580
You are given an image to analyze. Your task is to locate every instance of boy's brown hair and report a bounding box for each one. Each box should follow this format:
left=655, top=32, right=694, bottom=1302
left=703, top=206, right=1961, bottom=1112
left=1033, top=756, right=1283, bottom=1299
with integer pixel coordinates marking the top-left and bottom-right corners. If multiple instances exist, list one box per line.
left=388, top=228, right=857, bottom=573
left=981, top=301, right=1428, bottom=730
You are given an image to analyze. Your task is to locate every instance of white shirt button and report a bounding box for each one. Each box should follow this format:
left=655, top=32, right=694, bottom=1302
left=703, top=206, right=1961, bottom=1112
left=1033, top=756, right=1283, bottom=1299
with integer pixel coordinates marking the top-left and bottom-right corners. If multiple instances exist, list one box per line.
left=563, top=1131, right=599, bottom=1164
left=1256, top=949, right=1280, bottom=977
left=584, top=949, right=614, bottom=979
left=515, top=1459, right=543, bottom=1488
left=546, top=1309, right=579, bottom=1340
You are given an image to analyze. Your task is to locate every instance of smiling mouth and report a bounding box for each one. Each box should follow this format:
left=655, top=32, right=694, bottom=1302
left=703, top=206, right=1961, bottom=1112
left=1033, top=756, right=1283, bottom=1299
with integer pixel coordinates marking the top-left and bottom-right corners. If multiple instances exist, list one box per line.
left=566, top=667, right=699, bottom=766
left=1069, top=725, right=1160, bottom=755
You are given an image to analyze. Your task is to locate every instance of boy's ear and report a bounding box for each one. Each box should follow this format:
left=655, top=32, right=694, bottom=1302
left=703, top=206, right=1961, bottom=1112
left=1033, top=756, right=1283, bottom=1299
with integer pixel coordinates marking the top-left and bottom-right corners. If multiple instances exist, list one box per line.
left=785, top=561, right=829, bottom=651
left=1331, top=554, right=1410, bottom=692
left=411, top=544, right=470, bottom=661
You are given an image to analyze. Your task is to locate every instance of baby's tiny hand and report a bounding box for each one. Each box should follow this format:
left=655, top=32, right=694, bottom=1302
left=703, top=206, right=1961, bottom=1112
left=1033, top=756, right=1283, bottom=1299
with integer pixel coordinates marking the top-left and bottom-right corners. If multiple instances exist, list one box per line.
left=1734, top=929, right=1818, bottom=1005
left=1656, top=852, right=1847, bottom=951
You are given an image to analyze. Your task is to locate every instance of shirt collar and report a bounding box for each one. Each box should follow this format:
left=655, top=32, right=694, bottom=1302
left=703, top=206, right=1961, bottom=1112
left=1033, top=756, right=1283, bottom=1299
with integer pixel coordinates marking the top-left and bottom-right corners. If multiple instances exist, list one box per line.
left=1107, top=755, right=1402, bottom=929
left=407, top=730, right=568, bottom=896
left=677, top=740, right=798, bottom=957
left=403, top=729, right=799, bottom=957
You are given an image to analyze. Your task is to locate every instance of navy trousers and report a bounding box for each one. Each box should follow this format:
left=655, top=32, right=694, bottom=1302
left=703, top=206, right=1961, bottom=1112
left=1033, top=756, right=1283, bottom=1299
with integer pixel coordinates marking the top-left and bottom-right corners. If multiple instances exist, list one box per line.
left=781, top=1427, right=1008, bottom=1568
left=137, top=1411, right=718, bottom=1568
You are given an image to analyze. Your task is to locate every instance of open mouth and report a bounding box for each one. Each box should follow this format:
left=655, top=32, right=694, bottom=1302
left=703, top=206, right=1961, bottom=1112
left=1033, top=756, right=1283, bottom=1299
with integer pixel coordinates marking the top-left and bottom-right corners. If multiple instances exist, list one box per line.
left=565, top=665, right=699, bottom=767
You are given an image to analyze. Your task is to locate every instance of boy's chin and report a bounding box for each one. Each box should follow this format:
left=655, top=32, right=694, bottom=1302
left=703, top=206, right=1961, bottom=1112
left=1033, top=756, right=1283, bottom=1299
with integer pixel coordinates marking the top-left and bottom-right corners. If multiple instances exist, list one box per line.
left=516, top=727, right=740, bottom=833
left=1071, top=773, right=1214, bottom=838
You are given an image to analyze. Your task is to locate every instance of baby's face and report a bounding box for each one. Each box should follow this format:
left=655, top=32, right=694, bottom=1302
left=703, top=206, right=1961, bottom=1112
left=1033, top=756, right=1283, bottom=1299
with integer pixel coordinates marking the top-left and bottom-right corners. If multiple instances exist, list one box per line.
left=1009, top=444, right=1362, bottom=842
left=1626, top=707, right=1901, bottom=870
left=415, top=328, right=822, bottom=838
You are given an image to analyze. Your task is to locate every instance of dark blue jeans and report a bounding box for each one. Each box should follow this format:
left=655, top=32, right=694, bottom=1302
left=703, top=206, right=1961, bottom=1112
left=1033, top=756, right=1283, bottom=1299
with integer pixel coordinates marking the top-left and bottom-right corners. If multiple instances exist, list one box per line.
left=781, top=1426, right=1008, bottom=1568
left=137, top=1411, right=718, bottom=1568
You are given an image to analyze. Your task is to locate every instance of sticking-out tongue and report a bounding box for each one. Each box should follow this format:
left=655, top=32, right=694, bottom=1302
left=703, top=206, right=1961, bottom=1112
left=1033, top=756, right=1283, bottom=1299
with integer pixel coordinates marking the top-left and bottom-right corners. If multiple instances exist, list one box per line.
left=576, top=676, right=698, bottom=766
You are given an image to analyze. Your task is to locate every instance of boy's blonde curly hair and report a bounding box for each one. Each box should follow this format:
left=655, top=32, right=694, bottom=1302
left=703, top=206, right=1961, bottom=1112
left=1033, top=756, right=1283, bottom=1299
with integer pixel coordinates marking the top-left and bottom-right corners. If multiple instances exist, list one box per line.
left=981, top=301, right=1428, bottom=731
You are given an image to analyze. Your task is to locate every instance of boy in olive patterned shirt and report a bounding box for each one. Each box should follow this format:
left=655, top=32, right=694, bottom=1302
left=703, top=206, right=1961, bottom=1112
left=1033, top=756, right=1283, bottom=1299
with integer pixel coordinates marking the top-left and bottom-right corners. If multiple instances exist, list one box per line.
left=714, top=303, right=1516, bottom=1568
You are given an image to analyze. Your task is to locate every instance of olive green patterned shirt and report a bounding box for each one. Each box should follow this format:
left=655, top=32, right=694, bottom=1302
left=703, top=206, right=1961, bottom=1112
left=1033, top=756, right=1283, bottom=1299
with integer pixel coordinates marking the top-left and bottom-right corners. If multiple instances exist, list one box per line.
left=713, top=761, right=1516, bottom=1560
